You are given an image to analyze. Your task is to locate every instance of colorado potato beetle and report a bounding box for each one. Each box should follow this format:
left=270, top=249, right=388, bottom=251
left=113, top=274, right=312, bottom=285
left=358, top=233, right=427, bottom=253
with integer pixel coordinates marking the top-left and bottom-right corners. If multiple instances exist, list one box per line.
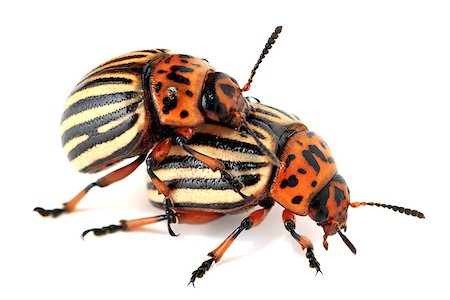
left=34, top=27, right=284, bottom=234
left=79, top=102, right=425, bottom=285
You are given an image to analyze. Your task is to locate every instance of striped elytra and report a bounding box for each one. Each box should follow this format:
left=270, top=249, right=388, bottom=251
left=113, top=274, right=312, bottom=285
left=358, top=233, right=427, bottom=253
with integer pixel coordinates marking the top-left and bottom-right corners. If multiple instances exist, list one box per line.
left=61, top=48, right=252, bottom=174
left=147, top=102, right=306, bottom=213
left=37, top=26, right=425, bottom=283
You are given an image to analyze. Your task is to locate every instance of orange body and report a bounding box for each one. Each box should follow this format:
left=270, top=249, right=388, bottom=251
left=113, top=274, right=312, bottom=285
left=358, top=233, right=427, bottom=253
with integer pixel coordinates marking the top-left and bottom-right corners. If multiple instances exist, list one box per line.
left=270, top=131, right=337, bottom=215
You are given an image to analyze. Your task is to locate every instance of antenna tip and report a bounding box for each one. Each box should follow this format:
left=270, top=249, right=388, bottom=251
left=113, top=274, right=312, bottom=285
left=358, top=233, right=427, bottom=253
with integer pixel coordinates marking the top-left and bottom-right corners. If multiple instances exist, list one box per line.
left=275, top=26, right=283, bottom=33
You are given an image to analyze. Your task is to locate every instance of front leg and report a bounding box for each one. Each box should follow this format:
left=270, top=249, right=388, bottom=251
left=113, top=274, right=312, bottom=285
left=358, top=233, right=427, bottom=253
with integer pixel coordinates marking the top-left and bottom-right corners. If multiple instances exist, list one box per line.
left=173, top=128, right=250, bottom=199
left=282, top=209, right=322, bottom=274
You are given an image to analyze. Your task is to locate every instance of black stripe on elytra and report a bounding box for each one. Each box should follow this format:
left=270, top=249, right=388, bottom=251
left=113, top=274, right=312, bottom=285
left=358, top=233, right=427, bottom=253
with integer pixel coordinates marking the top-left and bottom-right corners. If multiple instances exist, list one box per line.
left=81, top=132, right=143, bottom=173
left=302, top=149, right=320, bottom=173
left=309, top=145, right=327, bottom=162
left=68, top=114, right=139, bottom=161
left=253, top=106, right=281, bottom=119
left=334, top=186, right=346, bottom=206
left=94, top=54, right=148, bottom=70
left=147, top=174, right=260, bottom=191
left=219, top=84, right=235, bottom=98
left=150, top=197, right=254, bottom=211
left=264, top=105, right=297, bottom=120
left=62, top=91, right=138, bottom=122
left=166, top=65, right=193, bottom=85
left=153, top=155, right=269, bottom=171
left=71, top=77, right=133, bottom=95
left=62, top=102, right=140, bottom=146
left=188, top=133, right=264, bottom=155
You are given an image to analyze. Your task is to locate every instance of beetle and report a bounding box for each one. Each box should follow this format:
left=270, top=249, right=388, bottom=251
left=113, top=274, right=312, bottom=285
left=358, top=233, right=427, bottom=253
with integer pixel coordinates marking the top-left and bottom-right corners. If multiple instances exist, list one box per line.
left=79, top=102, right=425, bottom=286
left=34, top=27, right=283, bottom=234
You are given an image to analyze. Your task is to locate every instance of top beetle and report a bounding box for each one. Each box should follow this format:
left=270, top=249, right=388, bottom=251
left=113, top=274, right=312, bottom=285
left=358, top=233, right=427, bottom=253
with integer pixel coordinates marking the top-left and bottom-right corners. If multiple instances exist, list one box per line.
left=34, top=27, right=283, bottom=224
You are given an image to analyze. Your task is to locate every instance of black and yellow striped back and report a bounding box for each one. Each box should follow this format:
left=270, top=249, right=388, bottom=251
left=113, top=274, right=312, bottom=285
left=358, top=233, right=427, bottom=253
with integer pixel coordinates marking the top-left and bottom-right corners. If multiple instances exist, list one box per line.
left=61, top=49, right=170, bottom=173
left=147, top=102, right=306, bottom=213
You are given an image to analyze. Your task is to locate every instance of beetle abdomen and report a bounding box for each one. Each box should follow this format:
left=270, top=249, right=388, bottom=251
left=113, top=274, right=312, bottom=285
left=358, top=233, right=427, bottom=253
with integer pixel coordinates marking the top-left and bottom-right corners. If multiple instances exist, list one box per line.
left=147, top=121, right=275, bottom=213
left=148, top=103, right=306, bottom=213
left=61, top=50, right=170, bottom=173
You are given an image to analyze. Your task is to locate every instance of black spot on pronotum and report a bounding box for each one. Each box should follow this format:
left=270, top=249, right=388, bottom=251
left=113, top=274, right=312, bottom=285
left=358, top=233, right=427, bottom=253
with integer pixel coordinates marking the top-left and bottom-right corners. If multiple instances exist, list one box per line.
left=192, top=63, right=201, bottom=67
left=302, top=150, right=320, bottom=173
left=162, top=95, right=177, bottom=114
left=166, top=65, right=193, bottom=85
left=179, top=54, right=193, bottom=59
left=285, top=154, right=296, bottom=168
left=291, top=196, right=303, bottom=204
left=307, top=132, right=315, bottom=138
left=298, top=168, right=307, bottom=174
left=321, top=141, right=327, bottom=149
left=155, top=82, right=162, bottom=92
left=185, top=90, right=193, bottom=97
left=157, top=70, right=167, bottom=74
left=219, top=84, right=236, bottom=98
left=296, top=141, right=303, bottom=146
left=328, top=157, right=335, bottom=163
left=311, top=181, right=317, bottom=187
left=280, top=175, right=299, bottom=188
left=180, top=110, right=189, bottom=118
left=308, top=145, right=327, bottom=162
left=181, top=59, right=189, bottom=63
left=334, top=186, right=346, bottom=206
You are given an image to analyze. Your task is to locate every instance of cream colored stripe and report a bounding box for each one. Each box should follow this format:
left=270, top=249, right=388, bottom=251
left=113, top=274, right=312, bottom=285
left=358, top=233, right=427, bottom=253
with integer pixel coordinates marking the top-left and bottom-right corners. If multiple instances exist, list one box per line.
left=73, top=72, right=139, bottom=92
left=96, top=115, right=130, bottom=134
left=153, top=166, right=271, bottom=181
left=61, top=97, right=141, bottom=133
left=81, top=55, right=155, bottom=81
left=165, top=146, right=271, bottom=164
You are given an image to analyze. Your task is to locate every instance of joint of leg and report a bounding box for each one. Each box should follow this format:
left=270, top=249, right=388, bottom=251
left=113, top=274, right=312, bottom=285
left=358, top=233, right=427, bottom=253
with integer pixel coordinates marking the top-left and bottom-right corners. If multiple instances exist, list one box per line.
left=173, top=135, right=187, bottom=146
left=146, top=155, right=156, bottom=168
left=284, top=219, right=296, bottom=232
left=241, top=218, right=253, bottom=230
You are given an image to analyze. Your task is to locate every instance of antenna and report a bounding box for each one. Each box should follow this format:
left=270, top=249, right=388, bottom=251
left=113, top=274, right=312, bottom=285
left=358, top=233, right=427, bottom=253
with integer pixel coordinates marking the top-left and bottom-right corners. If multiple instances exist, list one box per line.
left=350, top=202, right=425, bottom=219
left=241, top=26, right=283, bottom=92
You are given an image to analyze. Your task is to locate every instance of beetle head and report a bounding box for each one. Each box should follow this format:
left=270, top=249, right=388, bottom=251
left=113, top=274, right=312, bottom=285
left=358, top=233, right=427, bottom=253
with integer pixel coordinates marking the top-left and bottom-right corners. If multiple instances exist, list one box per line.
left=201, top=72, right=247, bottom=127
left=308, top=174, right=356, bottom=254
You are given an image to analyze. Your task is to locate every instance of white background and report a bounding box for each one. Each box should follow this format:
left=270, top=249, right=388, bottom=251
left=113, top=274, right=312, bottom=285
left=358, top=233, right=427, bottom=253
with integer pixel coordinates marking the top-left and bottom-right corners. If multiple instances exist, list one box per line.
left=1, top=0, right=448, bottom=299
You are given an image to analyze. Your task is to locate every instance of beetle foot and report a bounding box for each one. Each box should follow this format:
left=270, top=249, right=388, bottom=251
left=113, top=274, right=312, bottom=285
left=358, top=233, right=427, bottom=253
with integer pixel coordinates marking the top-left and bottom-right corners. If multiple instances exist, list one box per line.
left=306, top=248, right=322, bottom=275
left=163, top=198, right=179, bottom=237
left=34, top=207, right=65, bottom=218
left=81, top=224, right=124, bottom=239
left=188, top=258, right=215, bottom=287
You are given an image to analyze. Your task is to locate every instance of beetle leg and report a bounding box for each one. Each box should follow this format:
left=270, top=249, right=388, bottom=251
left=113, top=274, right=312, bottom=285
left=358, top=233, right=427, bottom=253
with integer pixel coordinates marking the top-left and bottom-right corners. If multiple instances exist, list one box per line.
left=173, top=132, right=250, bottom=199
left=81, top=211, right=224, bottom=239
left=34, top=154, right=146, bottom=218
left=145, top=139, right=180, bottom=236
left=282, top=209, right=322, bottom=274
left=189, top=205, right=272, bottom=287
left=81, top=215, right=167, bottom=239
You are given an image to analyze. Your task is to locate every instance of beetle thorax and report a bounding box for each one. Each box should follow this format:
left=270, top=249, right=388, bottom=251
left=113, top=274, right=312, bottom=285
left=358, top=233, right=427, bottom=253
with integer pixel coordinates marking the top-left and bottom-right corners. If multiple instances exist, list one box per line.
left=270, top=131, right=337, bottom=216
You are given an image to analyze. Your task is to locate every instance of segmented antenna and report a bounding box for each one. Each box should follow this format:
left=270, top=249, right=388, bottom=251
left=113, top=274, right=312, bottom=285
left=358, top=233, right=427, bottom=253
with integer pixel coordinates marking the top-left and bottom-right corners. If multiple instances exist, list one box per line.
left=241, top=26, right=283, bottom=92
left=350, top=202, right=425, bottom=219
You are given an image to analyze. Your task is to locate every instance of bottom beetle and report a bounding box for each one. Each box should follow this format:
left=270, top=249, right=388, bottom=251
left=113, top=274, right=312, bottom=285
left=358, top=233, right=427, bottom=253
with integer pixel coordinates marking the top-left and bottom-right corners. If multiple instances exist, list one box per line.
left=80, top=101, right=425, bottom=285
